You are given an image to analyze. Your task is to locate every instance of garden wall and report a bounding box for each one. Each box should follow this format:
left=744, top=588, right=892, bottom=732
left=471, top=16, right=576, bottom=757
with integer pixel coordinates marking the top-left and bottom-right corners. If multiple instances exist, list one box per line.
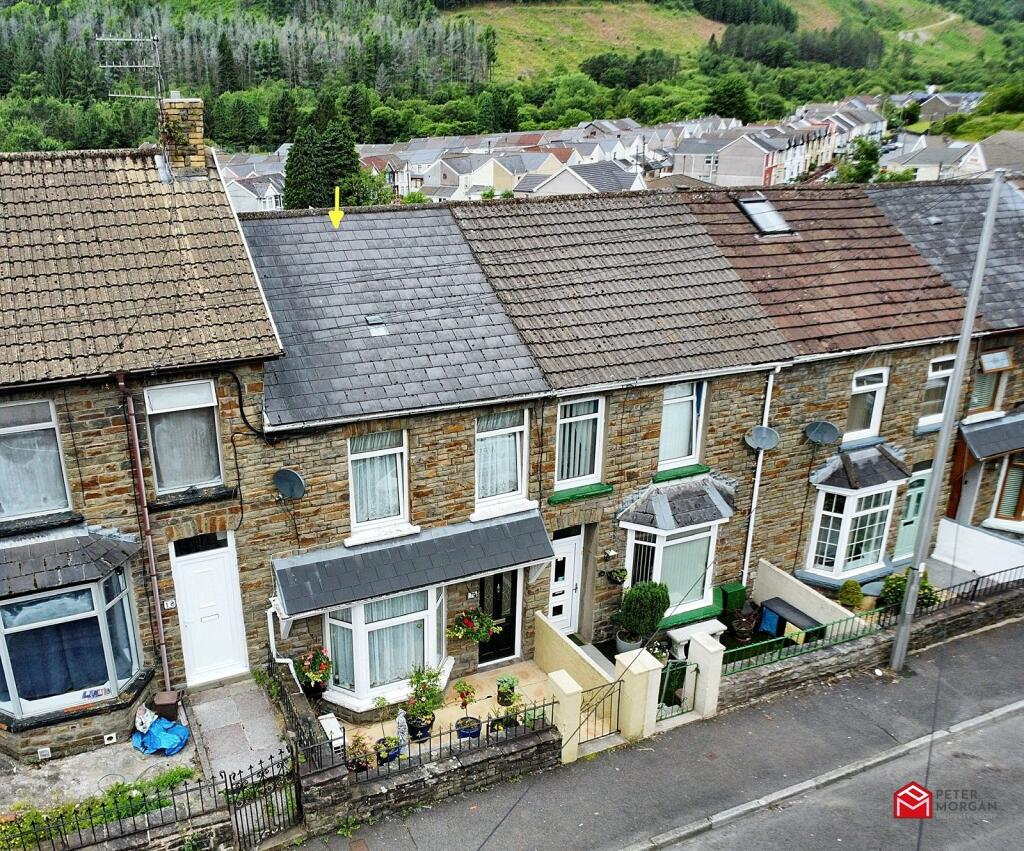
left=718, top=584, right=1024, bottom=710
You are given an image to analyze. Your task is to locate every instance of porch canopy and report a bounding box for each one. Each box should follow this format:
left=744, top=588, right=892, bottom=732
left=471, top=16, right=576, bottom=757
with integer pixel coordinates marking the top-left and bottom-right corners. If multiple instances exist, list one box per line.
left=810, top=442, right=910, bottom=490
left=273, top=509, right=554, bottom=618
left=618, top=476, right=735, bottom=531
left=961, top=409, right=1024, bottom=460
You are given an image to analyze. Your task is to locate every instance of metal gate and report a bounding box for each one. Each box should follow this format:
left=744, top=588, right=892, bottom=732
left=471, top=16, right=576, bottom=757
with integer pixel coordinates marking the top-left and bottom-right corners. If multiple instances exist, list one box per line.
left=657, top=660, right=698, bottom=721
left=222, top=748, right=303, bottom=849
left=578, top=680, right=621, bottom=743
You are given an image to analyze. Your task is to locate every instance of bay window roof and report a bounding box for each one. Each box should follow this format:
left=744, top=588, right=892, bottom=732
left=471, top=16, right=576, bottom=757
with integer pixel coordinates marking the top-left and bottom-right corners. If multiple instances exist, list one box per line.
left=618, top=477, right=735, bottom=532
left=0, top=526, right=139, bottom=598
left=811, top=443, right=910, bottom=491
left=961, top=409, right=1024, bottom=460
left=273, top=509, right=553, bottom=617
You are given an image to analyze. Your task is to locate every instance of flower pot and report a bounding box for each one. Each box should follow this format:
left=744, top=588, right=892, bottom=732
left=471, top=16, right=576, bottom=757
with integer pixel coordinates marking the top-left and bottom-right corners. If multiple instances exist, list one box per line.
left=607, top=572, right=626, bottom=586
left=345, top=756, right=371, bottom=773
left=407, top=712, right=435, bottom=743
left=497, top=690, right=515, bottom=707
left=455, top=717, right=482, bottom=739
left=487, top=715, right=520, bottom=736
left=302, top=681, right=327, bottom=701
left=375, top=738, right=401, bottom=764
left=615, top=630, right=643, bottom=655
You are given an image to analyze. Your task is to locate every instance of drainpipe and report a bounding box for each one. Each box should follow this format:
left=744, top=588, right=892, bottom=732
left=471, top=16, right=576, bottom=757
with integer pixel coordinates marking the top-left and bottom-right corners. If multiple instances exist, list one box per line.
left=118, top=373, right=172, bottom=691
left=741, top=366, right=781, bottom=587
left=266, top=606, right=302, bottom=689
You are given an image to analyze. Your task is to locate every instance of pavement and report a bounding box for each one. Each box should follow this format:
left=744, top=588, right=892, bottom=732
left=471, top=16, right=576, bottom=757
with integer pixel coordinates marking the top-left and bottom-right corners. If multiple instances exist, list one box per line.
left=309, top=617, right=1024, bottom=851
left=188, top=676, right=286, bottom=779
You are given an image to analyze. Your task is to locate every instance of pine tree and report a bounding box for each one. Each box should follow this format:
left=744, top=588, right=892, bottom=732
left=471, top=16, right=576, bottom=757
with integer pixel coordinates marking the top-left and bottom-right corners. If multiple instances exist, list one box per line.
left=310, top=90, right=338, bottom=132
left=283, top=125, right=320, bottom=209
left=216, top=33, right=239, bottom=94
left=268, top=89, right=299, bottom=145
left=342, top=83, right=374, bottom=140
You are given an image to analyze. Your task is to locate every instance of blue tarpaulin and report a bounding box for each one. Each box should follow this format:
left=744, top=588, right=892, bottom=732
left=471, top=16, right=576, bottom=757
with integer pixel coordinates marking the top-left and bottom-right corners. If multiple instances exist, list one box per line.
left=132, top=716, right=191, bottom=756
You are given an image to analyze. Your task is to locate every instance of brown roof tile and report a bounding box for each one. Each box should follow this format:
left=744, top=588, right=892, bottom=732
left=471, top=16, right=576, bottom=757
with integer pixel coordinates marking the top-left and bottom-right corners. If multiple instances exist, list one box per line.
left=0, top=148, right=280, bottom=387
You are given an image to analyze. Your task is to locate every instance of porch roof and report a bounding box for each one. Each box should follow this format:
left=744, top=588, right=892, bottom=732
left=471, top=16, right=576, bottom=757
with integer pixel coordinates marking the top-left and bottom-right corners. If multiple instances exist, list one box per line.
left=810, top=443, right=910, bottom=490
left=273, top=510, right=553, bottom=617
left=617, top=476, right=735, bottom=531
left=962, top=409, right=1024, bottom=460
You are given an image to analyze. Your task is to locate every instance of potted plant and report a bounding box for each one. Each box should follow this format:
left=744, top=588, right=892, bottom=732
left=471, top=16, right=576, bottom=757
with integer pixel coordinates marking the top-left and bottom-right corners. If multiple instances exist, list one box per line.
left=612, top=582, right=670, bottom=655
left=452, top=679, right=481, bottom=739
left=606, top=567, right=627, bottom=586
left=446, top=609, right=501, bottom=643
left=344, top=733, right=374, bottom=773
left=405, top=665, right=445, bottom=742
left=296, top=647, right=332, bottom=698
left=372, top=697, right=401, bottom=764
left=731, top=601, right=760, bottom=643
left=487, top=692, right=523, bottom=735
left=495, top=674, right=519, bottom=707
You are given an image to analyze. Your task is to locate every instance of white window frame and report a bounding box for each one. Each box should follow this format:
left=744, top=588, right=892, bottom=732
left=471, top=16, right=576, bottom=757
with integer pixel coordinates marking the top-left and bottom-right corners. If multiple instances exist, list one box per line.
left=321, top=586, right=451, bottom=712
left=554, top=397, right=605, bottom=489
left=0, top=399, right=72, bottom=522
left=983, top=454, right=1024, bottom=533
left=345, top=429, right=418, bottom=546
left=917, top=355, right=955, bottom=429
left=620, top=520, right=724, bottom=618
left=144, top=379, right=224, bottom=495
left=804, top=483, right=899, bottom=578
left=0, top=569, right=141, bottom=719
left=844, top=367, right=889, bottom=443
left=964, top=351, right=1011, bottom=423
left=658, top=382, right=705, bottom=471
left=471, top=409, right=537, bottom=522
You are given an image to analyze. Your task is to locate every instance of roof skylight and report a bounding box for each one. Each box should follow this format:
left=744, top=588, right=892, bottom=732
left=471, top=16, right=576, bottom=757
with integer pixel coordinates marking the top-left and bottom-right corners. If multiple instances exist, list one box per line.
left=738, top=197, right=791, bottom=234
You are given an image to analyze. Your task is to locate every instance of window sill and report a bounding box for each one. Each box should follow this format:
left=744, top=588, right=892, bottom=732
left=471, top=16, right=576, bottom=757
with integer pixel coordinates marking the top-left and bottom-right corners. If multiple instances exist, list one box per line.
left=653, top=463, right=709, bottom=484
left=0, top=510, right=83, bottom=540
left=659, top=587, right=724, bottom=630
left=795, top=562, right=896, bottom=590
left=547, top=483, right=614, bottom=506
left=470, top=498, right=538, bottom=523
left=914, top=420, right=941, bottom=436
left=344, top=522, right=421, bottom=548
left=962, top=410, right=1006, bottom=426
left=322, top=656, right=453, bottom=712
left=982, top=517, right=1024, bottom=534
left=148, top=485, right=237, bottom=513
left=839, top=435, right=884, bottom=451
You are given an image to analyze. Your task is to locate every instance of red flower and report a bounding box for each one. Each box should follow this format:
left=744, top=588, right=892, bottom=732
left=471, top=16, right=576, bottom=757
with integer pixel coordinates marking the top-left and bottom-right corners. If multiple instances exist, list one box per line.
left=462, top=616, right=475, bottom=628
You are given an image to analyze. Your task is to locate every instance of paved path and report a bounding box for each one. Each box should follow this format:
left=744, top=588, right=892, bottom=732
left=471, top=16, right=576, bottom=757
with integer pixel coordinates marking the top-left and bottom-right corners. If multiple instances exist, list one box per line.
left=315, top=618, right=1024, bottom=851
left=684, top=708, right=1023, bottom=850
left=188, top=677, right=285, bottom=779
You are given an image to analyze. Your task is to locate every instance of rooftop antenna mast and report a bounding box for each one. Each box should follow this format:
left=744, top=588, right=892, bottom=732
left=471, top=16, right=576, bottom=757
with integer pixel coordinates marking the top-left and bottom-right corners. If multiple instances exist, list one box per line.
left=97, top=35, right=164, bottom=101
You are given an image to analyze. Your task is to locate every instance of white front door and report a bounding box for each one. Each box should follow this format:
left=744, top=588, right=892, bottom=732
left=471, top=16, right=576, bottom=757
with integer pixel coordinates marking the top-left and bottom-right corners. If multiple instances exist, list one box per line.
left=548, top=536, right=583, bottom=634
left=894, top=470, right=931, bottom=560
left=170, top=533, right=250, bottom=686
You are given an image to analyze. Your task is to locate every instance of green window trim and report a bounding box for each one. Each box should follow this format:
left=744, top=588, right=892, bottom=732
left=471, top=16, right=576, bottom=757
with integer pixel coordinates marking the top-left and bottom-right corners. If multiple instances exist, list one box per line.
left=547, top=482, right=614, bottom=506
left=652, top=464, right=710, bottom=484
left=658, top=586, right=724, bottom=630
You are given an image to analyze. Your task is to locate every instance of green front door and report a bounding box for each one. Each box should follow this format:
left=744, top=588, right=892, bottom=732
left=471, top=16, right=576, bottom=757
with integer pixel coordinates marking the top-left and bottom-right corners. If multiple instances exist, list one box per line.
left=894, top=471, right=930, bottom=560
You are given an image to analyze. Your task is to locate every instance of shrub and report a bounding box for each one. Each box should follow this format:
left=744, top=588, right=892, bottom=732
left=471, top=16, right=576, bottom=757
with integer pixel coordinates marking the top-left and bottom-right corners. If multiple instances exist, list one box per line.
left=614, top=581, right=670, bottom=641
left=879, top=571, right=940, bottom=609
left=838, top=579, right=865, bottom=609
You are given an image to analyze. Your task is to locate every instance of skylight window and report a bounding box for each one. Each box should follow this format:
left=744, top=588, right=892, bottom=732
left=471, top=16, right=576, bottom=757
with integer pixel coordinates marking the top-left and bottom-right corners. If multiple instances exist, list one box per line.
left=738, top=198, right=791, bottom=234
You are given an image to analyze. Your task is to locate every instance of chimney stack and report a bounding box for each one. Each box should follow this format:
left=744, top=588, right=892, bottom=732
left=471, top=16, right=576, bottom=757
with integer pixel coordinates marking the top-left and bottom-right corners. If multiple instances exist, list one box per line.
left=158, top=91, right=206, bottom=174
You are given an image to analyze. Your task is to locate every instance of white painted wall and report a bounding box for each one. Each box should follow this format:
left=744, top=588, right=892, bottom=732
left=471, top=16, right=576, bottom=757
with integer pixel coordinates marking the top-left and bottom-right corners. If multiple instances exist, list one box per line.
left=932, top=518, right=1024, bottom=577
left=752, top=559, right=853, bottom=624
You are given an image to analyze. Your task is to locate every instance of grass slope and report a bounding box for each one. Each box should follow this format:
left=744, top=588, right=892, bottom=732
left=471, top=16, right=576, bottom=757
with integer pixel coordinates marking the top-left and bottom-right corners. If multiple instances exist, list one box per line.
left=448, top=0, right=995, bottom=80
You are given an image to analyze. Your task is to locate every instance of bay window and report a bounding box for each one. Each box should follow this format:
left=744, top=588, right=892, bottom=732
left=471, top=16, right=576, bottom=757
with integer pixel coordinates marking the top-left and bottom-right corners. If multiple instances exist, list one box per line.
left=474, top=410, right=530, bottom=518
left=659, top=382, right=704, bottom=470
left=348, top=430, right=413, bottom=541
left=845, top=368, right=888, bottom=442
left=623, top=524, right=718, bottom=616
left=0, top=400, right=70, bottom=521
left=918, top=356, right=954, bottom=428
left=323, top=588, right=447, bottom=709
left=555, top=398, right=604, bottom=488
left=145, top=380, right=223, bottom=494
left=807, top=486, right=897, bottom=576
left=0, top=569, right=140, bottom=718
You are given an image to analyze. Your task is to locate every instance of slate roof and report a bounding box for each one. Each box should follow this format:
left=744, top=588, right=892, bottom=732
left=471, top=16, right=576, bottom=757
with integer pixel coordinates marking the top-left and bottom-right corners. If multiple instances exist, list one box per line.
left=811, top=443, right=910, bottom=490
left=0, top=526, right=139, bottom=598
left=566, top=161, right=640, bottom=192
left=866, top=180, right=1024, bottom=330
left=451, top=193, right=795, bottom=390
left=513, top=173, right=549, bottom=194
left=684, top=187, right=968, bottom=356
left=273, top=510, right=553, bottom=616
left=973, top=130, right=1024, bottom=169
left=0, top=148, right=281, bottom=388
left=618, top=477, right=735, bottom=531
left=961, top=409, right=1024, bottom=459
left=239, top=206, right=547, bottom=427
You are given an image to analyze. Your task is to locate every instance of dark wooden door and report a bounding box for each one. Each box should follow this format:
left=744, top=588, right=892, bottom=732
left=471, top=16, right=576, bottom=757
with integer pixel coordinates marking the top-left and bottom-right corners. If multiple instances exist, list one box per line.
left=478, top=570, right=518, bottom=664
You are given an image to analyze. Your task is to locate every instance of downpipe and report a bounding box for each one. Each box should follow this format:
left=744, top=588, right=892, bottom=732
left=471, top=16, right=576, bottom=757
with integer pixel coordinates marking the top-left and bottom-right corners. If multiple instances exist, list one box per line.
left=118, top=373, right=172, bottom=691
left=266, top=606, right=301, bottom=688
left=741, top=366, right=780, bottom=586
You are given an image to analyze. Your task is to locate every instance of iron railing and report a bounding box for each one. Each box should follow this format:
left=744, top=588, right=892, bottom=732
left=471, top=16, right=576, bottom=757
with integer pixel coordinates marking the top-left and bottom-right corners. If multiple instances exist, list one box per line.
left=722, top=605, right=898, bottom=676
left=657, top=660, right=698, bottom=721
left=915, top=563, right=1024, bottom=617
left=578, top=680, right=622, bottom=744
left=264, top=648, right=329, bottom=752
left=222, top=748, right=303, bottom=850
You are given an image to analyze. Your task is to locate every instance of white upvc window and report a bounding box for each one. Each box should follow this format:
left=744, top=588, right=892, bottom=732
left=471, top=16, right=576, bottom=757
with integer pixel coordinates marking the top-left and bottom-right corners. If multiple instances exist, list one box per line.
left=555, top=398, right=604, bottom=488
left=918, top=355, right=955, bottom=428
left=323, top=587, right=448, bottom=710
left=347, top=429, right=418, bottom=544
left=0, top=400, right=71, bottom=521
left=472, top=410, right=534, bottom=521
left=658, top=382, right=704, bottom=470
left=144, top=380, right=224, bottom=494
left=621, top=522, right=721, bottom=617
left=0, top=568, right=140, bottom=719
left=966, top=350, right=1011, bottom=420
left=844, top=368, right=888, bottom=442
left=806, top=485, right=898, bottom=577
left=989, top=453, right=1024, bottom=526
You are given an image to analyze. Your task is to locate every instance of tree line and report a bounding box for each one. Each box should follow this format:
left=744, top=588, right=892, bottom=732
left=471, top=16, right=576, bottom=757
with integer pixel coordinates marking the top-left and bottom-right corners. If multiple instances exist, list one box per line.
left=717, top=20, right=886, bottom=69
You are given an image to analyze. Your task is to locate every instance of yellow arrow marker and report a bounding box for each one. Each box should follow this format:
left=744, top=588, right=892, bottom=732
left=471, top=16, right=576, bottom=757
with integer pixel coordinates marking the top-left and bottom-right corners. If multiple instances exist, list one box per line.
left=329, top=186, right=344, bottom=229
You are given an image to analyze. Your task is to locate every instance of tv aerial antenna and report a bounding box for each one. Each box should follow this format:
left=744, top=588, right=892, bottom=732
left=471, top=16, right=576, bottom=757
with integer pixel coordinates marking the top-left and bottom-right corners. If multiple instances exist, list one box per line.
left=97, top=34, right=164, bottom=101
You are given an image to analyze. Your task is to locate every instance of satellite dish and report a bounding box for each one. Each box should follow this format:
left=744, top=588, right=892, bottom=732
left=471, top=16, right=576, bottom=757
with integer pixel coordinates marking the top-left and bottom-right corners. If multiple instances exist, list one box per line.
left=744, top=425, right=781, bottom=451
left=804, top=420, right=841, bottom=445
left=273, top=468, right=306, bottom=500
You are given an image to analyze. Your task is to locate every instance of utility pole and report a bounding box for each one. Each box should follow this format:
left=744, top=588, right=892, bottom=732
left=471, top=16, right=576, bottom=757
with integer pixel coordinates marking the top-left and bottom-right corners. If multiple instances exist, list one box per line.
left=890, top=169, right=1004, bottom=672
